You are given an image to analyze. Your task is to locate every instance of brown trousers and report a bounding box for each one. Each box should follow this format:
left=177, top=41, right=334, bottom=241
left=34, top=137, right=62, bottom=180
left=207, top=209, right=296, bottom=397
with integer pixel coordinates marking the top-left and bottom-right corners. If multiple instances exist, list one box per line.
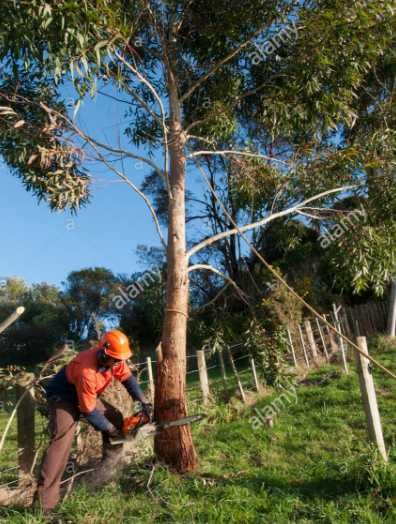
left=36, top=397, right=123, bottom=511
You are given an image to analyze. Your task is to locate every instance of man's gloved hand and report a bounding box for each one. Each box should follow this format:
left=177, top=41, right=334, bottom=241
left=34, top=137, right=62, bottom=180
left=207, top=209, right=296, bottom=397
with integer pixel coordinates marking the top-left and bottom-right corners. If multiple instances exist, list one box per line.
left=141, top=402, right=153, bottom=422
left=107, top=424, right=124, bottom=440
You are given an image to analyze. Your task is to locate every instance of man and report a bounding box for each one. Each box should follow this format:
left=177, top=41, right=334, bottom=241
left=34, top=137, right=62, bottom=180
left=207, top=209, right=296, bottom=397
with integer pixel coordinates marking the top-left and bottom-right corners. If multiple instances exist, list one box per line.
left=36, top=329, right=152, bottom=513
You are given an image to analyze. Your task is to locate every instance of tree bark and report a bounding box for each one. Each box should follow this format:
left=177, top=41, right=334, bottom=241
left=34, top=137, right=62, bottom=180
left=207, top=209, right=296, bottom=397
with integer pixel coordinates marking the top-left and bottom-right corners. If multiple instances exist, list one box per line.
left=154, top=66, right=197, bottom=471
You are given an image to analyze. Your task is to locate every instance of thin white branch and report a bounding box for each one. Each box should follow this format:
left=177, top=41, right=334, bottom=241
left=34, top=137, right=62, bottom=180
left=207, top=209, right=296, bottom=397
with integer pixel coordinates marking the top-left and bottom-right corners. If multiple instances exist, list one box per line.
left=192, top=158, right=396, bottom=381
left=188, top=264, right=249, bottom=305
left=236, top=81, right=271, bottom=101
left=300, top=206, right=350, bottom=215
left=39, top=102, right=164, bottom=178
left=185, top=118, right=212, bottom=134
left=89, top=137, right=163, bottom=175
left=198, top=282, right=231, bottom=311
left=97, top=89, right=133, bottom=106
left=187, top=186, right=356, bottom=259
left=186, top=134, right=216, bottom=146
left=114, top=50, right=171, bottom=196
left=99, top=85, right=162, bottom=129
left=187, top=149, right=289, bottom=166
left=180, top=24, right=267, bottom=103
left=0, top=350, right=68, bottom=455
left=39, top=104, right=167, bottom=240
left=173, top=0, right=194, bottom=34
left=89, top=141, right=166, bottom=248
left=0, top=389, right=28, bottom=455
left=61, top=468, right=96, bottom=487
left=296, top=210, right=323, bottom=220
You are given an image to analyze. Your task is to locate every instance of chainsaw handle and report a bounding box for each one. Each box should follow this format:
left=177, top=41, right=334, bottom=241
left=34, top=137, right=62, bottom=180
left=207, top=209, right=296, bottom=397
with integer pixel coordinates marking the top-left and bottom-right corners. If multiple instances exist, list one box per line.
left=122, top=411, right=150, bottom=437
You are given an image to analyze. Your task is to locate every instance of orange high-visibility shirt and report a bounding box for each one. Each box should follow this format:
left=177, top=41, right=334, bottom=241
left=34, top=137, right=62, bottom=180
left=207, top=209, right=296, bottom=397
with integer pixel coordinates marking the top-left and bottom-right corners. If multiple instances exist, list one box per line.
left=65, top=346, right=132, bottom=413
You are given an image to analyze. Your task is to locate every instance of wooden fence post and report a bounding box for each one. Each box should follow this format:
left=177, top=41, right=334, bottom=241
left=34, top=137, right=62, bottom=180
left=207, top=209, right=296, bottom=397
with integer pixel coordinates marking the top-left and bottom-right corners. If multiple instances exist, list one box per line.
left=332, top=304, right=348, bottom=373
left=218, top=350, right=228, bottom=386
left=349, top=308, right=362, bottom=337
left=16, top=382, right=35, bottom=476
left=146, top=357, right=155, bottom=402
left=341, top=309, right=353, bottom=339
left=287, top=327, right=298, bottom=368
left=249, top=355, right=261, bottom=392
left=324, top=314, right=339, bottom=354
left=315, top=318, right=330, bottom=362
left=387, top=278, right=396, bottom=337
left=355, top=337, right=388, bottom=462
left=304, top=320, right=319, bottom=363
left=197, top=350, right=210, bottom=405
left=226, top=348, right=247, bottom=403
left=0, top=307, right=25, bottom=335
left=298, top=324, right=310, bottom=368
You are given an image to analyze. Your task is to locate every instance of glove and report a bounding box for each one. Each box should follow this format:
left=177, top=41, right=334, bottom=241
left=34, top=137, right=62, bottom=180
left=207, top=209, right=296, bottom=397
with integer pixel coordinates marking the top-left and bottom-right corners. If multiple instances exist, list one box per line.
left=107, top=424, right=123, bottom=439
left=141, top=402, right=153, bottom=422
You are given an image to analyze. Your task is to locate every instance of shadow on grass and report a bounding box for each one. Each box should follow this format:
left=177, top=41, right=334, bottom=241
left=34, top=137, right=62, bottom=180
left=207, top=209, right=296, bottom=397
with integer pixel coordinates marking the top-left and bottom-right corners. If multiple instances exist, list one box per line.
left=231, top=470, right=370, bottom=499
left=116, top=456, right=377, bottom=502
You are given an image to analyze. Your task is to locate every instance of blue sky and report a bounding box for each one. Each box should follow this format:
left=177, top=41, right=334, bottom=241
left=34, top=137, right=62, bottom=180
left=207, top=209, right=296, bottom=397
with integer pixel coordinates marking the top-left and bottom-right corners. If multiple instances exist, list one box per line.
left=0, top=90, right=167, bottom=287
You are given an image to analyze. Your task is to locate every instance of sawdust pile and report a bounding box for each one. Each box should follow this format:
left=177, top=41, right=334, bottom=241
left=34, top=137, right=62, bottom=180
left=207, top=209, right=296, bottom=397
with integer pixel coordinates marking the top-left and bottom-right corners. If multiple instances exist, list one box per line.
left=0, top=379, right=153, bottom=506
left=0, top=475, right=36, bottom=507
left=77, top=379, right=154, bottom=487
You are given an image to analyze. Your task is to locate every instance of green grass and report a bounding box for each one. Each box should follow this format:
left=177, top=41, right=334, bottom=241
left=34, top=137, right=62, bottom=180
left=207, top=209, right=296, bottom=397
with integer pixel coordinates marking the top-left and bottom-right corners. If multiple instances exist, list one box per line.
left=1, top=336, right=395, bottom=523
left=0, top=389, right=48, bottom=485
left=0, top=388, right=20, bottom=485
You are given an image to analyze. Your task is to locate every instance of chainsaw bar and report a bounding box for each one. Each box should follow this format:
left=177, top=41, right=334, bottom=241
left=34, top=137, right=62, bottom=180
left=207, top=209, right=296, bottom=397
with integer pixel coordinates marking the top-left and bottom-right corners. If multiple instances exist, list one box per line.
left=156, top=413, right=206, bottom=431
left=110, top=413, right=205, bottom=445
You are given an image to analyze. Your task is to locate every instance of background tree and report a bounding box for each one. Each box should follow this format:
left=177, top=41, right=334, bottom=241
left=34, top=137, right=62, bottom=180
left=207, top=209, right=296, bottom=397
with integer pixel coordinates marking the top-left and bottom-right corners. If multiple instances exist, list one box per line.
left=118, top=269, right=165, bottom=356
left=61, top=267, right=119, bottom=340
left=0, top=278, right=69, bottom=366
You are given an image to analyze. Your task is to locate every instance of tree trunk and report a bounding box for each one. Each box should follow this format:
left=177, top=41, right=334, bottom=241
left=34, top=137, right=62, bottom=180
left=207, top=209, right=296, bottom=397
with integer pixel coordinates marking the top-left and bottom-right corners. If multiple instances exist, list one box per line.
left=154, top=85, right=197, bottom=470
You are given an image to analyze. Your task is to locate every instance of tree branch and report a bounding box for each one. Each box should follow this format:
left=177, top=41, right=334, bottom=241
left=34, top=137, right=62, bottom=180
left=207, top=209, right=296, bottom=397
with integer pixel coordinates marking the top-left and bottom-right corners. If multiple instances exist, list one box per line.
left=186, top=134, right=216, bottom=146
left=187, top=264, right=249, bottom=305
left=197, top=282, right=231, bottom=311
left=99, top=85, right=162, bottom=129
left=185, top=117, right=212, bottom=134
left=114, top=50, right=172, bottom=196
left=0, top=349, right=69, bottom=455
left=296, top=210, right=323, bottom=220
left=89, top=138, right=166, bottom=248
left=180, top=24, right=268, bottom=103
left=187, top=149, right=289, bottom=166
left=38, top=100, right=164, bottom=178
left=187, top=186, right=356, bottom=259
left=97, top=89, right=133, bottom=106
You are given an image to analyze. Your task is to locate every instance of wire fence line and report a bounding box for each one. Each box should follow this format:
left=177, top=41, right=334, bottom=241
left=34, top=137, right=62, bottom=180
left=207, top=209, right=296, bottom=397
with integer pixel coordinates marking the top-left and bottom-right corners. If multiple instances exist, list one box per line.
left=135, top=300, right=387, bottom=396
left=0, top=299, right=389, bottom=485
left=286, top=300, right=388, bottom=371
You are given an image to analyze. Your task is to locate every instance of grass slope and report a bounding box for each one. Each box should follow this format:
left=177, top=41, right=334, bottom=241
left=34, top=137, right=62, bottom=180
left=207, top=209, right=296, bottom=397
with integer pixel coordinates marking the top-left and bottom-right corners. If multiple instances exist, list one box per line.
left=1, top=337, right=395, bottom=523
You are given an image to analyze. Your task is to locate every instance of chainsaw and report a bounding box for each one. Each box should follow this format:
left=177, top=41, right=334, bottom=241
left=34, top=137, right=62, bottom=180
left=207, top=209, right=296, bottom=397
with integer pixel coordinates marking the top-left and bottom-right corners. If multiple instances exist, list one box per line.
left=109, top=411, right=205, bottom=445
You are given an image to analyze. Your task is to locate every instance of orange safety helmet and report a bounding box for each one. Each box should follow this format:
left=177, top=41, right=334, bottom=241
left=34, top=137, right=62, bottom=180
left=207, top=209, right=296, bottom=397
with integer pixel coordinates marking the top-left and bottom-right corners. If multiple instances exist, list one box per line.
left=100, top=330, right=132, bottom=360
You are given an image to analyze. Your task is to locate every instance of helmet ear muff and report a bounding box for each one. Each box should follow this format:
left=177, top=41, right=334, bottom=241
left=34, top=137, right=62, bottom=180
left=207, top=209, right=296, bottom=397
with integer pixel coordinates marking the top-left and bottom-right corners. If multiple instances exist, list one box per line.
left=101, top=342, right=111, bottom=359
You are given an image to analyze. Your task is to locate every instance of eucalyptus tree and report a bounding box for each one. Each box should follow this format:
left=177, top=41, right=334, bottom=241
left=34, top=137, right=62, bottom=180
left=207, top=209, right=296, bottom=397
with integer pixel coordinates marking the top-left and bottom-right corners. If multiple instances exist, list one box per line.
left=1, top=0, right=393, bottom=472
left=240, top=0, right=396, bottom=295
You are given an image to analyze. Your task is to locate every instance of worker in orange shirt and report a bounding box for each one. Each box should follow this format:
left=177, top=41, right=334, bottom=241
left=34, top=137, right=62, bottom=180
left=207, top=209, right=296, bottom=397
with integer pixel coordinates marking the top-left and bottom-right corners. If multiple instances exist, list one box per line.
left=35, top=330, right=152, bottom=513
